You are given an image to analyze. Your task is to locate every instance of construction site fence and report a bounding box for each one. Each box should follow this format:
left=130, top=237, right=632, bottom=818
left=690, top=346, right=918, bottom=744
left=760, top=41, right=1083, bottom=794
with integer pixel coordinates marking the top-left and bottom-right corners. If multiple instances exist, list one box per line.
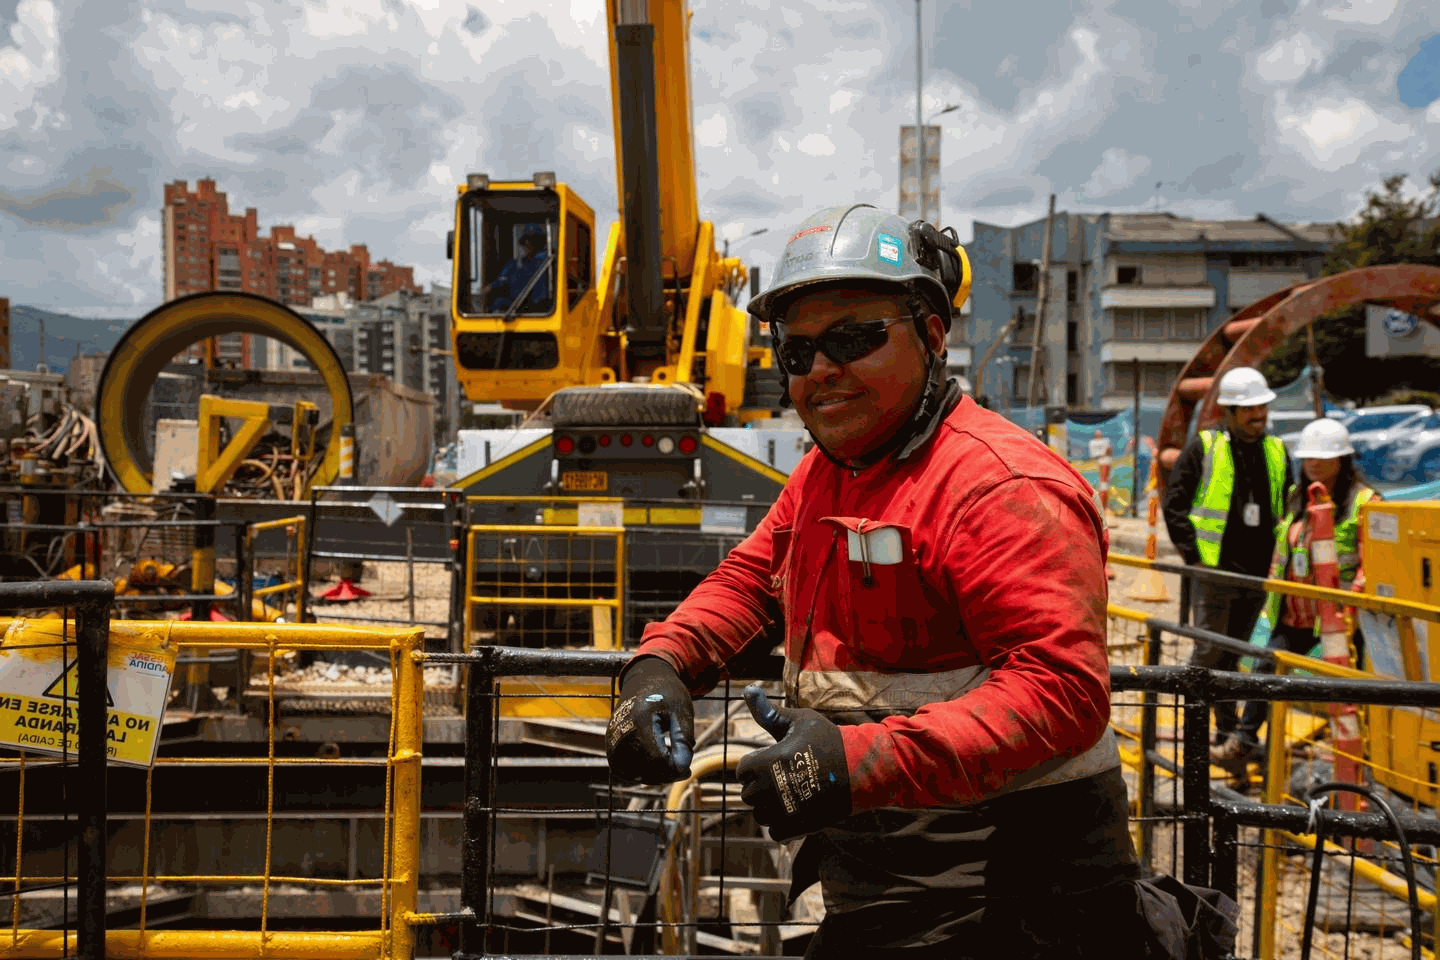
left=0, top=610, right=428, bottom=960
left=1109, top=551, right=1440, bottom=633
left=417, top=630, right=1440, bottom=960
left=0, top=579, right=113, bottom=960
left=302, top=485, right=465, bottom=648
left=1107, top=567, right=1440, bottom=960
left=462, top=496, right=767, bottom=650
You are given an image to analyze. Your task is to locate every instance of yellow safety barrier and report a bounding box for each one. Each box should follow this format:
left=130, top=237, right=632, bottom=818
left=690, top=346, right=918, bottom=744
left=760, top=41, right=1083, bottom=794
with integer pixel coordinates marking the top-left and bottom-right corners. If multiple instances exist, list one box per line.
left=465, top=522, right=626, bottom=719
left=1106, top=581, right=1440, bottom=960
left=463, top=523, right=626, bottom=652
left=0, top=619, right=424, bottom=960
left=1108, top=552, right=1440, bottom=625
left=1253, top=650, right=1440, bottom=960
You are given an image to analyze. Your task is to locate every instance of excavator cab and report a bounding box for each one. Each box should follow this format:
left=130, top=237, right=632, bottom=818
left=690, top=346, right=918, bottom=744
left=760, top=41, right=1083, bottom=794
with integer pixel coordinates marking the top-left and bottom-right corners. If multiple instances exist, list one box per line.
left=449, top=174, right=602, bottom=407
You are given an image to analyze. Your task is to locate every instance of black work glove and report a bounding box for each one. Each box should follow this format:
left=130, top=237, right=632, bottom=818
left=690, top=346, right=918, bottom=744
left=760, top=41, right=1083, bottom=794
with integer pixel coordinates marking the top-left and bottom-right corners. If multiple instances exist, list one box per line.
left=606, top=656, right=695, bottom=784
left=737, top=685, right=852, bottom=842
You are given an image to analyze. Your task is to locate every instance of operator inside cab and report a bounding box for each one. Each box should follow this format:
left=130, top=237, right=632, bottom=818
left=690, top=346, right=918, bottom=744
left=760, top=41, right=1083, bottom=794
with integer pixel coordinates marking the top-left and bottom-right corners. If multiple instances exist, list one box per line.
left=606, top=204, right=1230, bottom=958
left=484, top=226, right=554, bottom=314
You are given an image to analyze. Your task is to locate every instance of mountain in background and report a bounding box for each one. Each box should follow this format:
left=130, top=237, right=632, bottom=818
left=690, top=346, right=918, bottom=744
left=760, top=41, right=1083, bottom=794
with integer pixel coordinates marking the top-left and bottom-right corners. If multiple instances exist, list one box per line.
left=7, top=306, right=132, bottom=373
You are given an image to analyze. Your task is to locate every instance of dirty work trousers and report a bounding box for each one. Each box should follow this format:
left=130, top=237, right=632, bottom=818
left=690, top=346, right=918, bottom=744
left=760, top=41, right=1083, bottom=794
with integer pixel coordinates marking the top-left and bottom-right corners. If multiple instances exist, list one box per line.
left=795, top=768, right=1214, bottom=958
left=1186, top=577, right=1267, bottom=740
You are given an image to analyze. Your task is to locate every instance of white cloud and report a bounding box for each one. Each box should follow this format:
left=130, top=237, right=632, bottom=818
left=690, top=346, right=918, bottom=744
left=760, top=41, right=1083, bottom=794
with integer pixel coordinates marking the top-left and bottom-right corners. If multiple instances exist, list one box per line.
left=1322, top=0, right=1399, bottom=24
left=302, top=0, right=400, bottom=39
left=0, top=0, right=61, bottom=126
left=1254, top=32, right=1327, bottom=86
left=696, top=112, right=728, bottom=148
left=1275, top=95, right=1410, bottom=171
left=1083, top=148, right=1152, bottom=197
left=797, top=133, right=835, bottom=156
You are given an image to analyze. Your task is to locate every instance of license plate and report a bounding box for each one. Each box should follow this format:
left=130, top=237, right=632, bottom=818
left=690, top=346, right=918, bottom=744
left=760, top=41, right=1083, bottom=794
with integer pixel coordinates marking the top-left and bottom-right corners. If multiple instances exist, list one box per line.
left=561, top=470, right=608, bottom=492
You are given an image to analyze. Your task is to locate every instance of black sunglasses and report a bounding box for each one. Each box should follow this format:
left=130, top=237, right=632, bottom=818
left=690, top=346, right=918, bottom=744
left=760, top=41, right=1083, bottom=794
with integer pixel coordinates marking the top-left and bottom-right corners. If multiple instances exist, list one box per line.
left=772, top=316, right=910, bottom=376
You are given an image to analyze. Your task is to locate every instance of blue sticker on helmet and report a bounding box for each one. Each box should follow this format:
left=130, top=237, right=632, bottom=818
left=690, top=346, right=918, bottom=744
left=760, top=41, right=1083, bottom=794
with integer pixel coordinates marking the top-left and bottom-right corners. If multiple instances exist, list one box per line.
left=877, top=233, right=902, bottom=265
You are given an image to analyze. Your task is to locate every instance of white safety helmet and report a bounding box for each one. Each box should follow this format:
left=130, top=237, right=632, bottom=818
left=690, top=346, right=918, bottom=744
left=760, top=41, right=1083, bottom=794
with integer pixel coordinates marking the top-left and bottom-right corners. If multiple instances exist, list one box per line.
left=1216, top=367, right=1277, bottom=407
left=1294, top=418, right=1354, bottom=459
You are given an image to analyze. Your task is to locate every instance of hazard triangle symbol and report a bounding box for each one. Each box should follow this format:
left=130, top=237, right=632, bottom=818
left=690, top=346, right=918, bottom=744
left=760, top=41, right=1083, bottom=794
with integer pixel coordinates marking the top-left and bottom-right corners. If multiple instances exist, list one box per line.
left=42, top=660, right=115, bottom=707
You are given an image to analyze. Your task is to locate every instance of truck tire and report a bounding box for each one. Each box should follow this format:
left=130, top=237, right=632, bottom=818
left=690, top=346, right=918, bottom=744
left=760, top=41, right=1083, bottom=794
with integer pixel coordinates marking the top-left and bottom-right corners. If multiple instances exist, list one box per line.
left=549, top=385, right=699, bottom=427
left=742, top=365, right=787, bottom=408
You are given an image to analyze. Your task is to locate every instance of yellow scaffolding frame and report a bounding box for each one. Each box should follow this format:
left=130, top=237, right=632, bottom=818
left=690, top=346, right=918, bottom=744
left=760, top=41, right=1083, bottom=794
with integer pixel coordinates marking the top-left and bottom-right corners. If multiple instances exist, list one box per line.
left=463, top=524, right=626, bottom=651
left=0, top=620, right=425, bottom=960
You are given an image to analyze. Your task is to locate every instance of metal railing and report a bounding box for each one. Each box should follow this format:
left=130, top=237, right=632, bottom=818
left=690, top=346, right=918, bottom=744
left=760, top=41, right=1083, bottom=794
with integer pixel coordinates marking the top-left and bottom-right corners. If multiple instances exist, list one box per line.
left=1108, top=555, right=1440, bottom=960
left=302, top=486, right=465, bottom=646
left=0, top=489, right=244, bottom=622
left=465, top=495, right=765, bottom=647
left=0, top=618, right=427, bottom=960
left=0, top=580, right=113, bottom=960
left=416, top=612, right=1440, bottom=960
left=463, top=524, right=626, bottom=653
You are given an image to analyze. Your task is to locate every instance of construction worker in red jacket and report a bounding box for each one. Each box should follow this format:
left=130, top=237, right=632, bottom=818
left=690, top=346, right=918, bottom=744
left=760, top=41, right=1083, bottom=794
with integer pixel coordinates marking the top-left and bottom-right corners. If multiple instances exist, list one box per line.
left=606, top=205, right=1207, bottom=958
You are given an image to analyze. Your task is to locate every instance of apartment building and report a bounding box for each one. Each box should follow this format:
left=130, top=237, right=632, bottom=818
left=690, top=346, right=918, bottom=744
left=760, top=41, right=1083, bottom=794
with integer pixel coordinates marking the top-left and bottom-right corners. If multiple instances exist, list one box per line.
left=260, top=288, right=459, bottom=443
left=161, top=178, right=422, bottom=364
left=965, top=212, right=1339, bottom=410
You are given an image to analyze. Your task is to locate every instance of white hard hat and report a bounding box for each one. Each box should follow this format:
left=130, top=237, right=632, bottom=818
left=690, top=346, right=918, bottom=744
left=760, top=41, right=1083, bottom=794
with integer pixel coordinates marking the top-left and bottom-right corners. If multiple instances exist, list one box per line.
left=1295, top=418, right=1354, bottom=458
left=1216, top=367, right=1277, bottom=407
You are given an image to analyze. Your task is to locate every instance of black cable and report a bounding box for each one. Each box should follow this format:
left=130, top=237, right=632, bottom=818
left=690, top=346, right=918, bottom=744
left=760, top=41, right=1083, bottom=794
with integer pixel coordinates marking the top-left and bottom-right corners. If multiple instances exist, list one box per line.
left=1299, top=782, right=1421, bottom=960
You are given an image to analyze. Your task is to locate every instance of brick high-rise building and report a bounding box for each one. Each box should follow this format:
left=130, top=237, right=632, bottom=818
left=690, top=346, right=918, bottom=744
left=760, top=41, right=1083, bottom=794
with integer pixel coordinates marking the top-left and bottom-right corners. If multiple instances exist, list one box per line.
left=161, top=178, right=422, bottom=366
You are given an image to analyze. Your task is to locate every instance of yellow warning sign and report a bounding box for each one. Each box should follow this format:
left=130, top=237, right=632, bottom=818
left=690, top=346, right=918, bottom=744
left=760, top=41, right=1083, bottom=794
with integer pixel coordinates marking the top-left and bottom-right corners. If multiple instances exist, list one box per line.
left=0, top=620, right=176, bottom=767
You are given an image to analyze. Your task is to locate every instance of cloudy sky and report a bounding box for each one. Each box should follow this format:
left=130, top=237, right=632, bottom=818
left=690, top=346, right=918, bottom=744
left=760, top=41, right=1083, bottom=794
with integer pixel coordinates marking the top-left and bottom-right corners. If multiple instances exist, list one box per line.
left=1, top=0, right=1438, bottom=319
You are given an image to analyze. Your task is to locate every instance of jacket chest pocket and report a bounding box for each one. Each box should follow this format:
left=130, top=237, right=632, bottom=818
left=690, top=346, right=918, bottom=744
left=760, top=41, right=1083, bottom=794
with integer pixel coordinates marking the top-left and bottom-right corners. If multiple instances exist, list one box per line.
left=769, top=527, right=794, bottom=606
left=819, top=517, right=927, bottom=659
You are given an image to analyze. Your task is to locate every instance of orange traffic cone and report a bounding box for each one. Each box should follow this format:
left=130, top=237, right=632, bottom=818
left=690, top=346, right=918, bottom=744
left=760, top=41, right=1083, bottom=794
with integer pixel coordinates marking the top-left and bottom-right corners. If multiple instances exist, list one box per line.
left=321, top=579, right=372, bottom=602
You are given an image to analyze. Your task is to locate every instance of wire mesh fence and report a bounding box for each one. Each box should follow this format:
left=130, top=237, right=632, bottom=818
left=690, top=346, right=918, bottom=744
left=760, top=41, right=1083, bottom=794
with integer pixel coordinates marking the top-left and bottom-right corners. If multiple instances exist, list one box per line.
left=412, top=603, right=1440, bottom=960
left=0, top=614, right=429, bottom=960
left=301, top=486, right=464, bottom=645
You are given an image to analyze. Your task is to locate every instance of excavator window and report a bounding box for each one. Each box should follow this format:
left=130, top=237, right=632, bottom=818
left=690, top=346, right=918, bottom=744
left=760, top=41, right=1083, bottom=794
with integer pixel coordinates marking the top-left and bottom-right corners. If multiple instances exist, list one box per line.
left=566, top=214, right=592, bottom=309
left=457, top=191, right=560, bottom=317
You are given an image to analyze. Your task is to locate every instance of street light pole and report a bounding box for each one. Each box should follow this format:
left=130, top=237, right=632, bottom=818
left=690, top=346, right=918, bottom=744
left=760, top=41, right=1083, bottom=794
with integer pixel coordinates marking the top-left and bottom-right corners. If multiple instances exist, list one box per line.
left=723, top=227, right=769, bottom=259
left=915, top=0, right=925, bottom=223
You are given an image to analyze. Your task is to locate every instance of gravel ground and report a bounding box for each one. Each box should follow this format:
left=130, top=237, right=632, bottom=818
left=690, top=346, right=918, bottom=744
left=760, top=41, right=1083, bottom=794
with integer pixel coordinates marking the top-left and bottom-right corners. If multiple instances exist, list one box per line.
left=306, top=559, right=453, bottom=640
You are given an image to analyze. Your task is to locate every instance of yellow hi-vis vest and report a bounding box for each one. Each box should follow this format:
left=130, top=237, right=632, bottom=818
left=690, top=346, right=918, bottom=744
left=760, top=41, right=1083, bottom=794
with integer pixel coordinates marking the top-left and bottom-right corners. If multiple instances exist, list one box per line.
left=1188, top=430, right=1289, bottom=567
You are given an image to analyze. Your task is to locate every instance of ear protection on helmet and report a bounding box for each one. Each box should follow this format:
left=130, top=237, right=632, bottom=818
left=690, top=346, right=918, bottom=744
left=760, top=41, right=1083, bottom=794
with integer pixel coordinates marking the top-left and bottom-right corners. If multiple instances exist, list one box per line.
left=908, top=220, right=973, bottom=312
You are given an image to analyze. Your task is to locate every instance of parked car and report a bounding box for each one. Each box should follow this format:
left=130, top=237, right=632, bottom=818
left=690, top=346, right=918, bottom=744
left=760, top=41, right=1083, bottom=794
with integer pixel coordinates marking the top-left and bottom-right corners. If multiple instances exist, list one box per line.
left=1343, top=406, right=1435, bottom=475
left=1379, top=412, right=1440, bottom=483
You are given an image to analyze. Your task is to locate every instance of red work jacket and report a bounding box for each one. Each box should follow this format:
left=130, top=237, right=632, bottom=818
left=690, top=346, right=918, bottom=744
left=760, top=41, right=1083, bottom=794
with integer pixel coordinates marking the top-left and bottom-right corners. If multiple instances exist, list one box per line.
left=637, top=396, right=1117, bottom=813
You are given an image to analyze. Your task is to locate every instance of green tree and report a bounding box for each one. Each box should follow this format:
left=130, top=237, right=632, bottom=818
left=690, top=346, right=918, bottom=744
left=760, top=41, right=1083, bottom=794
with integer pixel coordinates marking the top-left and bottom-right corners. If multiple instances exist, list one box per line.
left=1259, top=171, right=1440, bottom=404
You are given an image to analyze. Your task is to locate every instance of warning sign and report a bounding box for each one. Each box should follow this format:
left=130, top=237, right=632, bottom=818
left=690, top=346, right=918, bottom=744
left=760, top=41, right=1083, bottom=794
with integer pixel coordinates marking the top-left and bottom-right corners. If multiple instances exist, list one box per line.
left=0, top=622, right=176, bottom=768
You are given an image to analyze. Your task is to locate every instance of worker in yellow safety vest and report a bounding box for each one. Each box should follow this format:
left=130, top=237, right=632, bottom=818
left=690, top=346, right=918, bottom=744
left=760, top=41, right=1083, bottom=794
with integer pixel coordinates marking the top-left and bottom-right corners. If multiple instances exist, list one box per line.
left=1162, top=366, right=1292, bottom=760
left=1228, top=418, right=1379, bottom=763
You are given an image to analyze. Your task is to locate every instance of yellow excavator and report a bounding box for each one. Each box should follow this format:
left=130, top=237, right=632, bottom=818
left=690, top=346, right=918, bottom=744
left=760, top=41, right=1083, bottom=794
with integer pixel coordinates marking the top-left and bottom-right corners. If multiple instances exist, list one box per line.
left=446, top=0, right=791, bottom=503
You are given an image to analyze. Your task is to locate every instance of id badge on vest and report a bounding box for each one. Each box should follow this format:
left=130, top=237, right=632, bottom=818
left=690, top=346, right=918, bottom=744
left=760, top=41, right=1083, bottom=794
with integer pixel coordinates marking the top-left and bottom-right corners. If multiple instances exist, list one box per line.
left=1243, top=500, right=1260, bottom=527
left=1291, top=550, right=1310, bottom=579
